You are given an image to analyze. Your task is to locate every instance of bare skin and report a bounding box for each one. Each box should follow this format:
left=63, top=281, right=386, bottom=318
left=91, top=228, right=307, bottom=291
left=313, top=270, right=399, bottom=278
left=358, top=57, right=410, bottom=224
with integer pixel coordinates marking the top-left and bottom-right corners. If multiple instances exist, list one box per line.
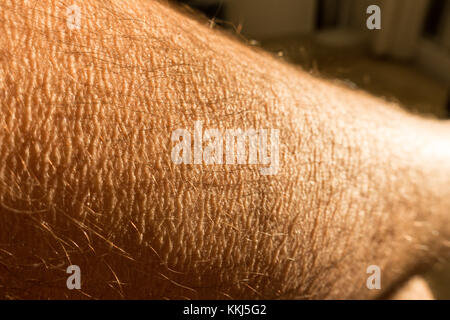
left=390, top=277, right=434, bottom=300
left=0, top=0, right=449, bottom=299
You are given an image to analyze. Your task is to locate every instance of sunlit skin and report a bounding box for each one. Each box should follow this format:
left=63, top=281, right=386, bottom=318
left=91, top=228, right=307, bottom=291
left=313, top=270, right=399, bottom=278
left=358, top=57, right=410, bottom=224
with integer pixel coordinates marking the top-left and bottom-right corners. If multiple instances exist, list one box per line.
left=0, top=0, right=449, bottom=299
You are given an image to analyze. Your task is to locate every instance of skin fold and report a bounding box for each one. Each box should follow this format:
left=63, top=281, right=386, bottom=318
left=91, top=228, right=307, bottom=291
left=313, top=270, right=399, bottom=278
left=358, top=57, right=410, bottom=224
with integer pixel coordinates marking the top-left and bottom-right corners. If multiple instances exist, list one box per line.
left=0, top=0, right=449, bottom=299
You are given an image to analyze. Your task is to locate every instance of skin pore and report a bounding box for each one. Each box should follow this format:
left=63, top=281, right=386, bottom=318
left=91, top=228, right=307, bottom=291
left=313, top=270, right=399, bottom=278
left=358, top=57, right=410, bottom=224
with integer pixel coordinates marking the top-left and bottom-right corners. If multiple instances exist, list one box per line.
left=0, top=0, right=449, bottom=299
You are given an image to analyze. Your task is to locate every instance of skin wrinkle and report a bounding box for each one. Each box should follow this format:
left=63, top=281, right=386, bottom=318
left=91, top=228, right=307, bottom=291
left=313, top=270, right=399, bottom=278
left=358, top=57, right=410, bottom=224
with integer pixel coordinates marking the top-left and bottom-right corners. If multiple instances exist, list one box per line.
left=0, top=0, right=449, bottom=299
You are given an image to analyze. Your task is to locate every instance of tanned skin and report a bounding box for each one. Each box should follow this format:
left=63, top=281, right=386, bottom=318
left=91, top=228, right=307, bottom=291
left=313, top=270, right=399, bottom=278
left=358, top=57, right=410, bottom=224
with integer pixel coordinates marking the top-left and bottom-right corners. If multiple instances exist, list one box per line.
left=0, top=0, right=449, bottom=299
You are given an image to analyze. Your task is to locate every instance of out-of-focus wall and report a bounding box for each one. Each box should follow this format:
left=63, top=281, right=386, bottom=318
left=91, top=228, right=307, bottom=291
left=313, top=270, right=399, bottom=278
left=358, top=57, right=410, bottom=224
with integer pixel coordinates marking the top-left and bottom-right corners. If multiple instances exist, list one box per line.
left=224, top=0, right=450, bottom=84
left=367, top=0, right=429, bottom=59
left=441, top=1, right=450, bottom=51
left=225, top=0, right=317, bottom=38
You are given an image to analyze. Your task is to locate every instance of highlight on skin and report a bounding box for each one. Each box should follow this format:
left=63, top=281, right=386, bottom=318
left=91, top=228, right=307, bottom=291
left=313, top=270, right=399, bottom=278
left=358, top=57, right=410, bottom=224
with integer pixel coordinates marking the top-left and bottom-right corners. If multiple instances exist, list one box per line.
left=0, top=0, right=449, bottom=299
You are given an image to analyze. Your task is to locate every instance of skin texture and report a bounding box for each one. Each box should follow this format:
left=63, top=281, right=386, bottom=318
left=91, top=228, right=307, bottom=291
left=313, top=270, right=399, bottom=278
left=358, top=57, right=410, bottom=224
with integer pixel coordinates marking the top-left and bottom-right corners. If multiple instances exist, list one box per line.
left=0, top=0, right=449, bottom=299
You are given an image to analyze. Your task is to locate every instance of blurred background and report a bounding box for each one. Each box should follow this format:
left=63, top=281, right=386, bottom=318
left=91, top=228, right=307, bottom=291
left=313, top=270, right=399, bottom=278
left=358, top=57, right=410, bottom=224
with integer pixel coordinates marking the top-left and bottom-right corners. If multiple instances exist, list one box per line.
left=174, top=0, right=450, bottom=298
left=176, top=0, right=449, bottom=118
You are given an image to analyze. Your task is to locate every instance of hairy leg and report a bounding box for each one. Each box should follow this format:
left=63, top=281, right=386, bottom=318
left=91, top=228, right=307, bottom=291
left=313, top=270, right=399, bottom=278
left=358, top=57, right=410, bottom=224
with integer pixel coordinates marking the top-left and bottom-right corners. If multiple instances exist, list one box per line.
left=0, top=0, right=449, bottom=299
